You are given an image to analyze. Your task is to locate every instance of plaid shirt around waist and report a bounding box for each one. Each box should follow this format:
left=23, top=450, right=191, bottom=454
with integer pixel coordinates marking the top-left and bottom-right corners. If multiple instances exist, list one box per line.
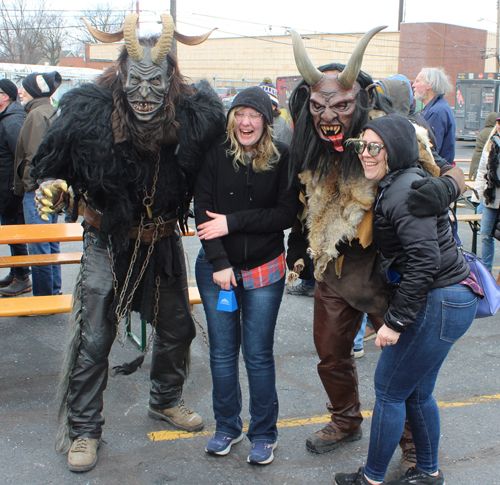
left=241, top=252, right=286, bottom=290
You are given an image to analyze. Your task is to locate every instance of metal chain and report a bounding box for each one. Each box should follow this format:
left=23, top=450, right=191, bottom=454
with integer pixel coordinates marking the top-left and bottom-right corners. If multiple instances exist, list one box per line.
left=191, top=310, right=209, bottom=348
left=143, top=154, right=160, bottom=219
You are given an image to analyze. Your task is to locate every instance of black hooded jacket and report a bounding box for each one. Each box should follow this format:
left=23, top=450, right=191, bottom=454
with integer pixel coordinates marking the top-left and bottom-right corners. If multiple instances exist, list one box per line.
left=364, top=115, right=470, bottom=332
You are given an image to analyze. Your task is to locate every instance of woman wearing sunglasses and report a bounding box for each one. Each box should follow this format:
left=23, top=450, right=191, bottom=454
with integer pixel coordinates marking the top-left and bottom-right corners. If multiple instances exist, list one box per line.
left=335, top=114, right=479, bottom=485
left=194, top=87, right=298, bottom=465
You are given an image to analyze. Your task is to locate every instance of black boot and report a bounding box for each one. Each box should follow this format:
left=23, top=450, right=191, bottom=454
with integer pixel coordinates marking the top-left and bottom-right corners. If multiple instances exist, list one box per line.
left=0, top=277, right=32, bottom=296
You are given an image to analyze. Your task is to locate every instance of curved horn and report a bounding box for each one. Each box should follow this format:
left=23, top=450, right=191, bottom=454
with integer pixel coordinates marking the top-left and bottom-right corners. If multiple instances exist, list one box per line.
left=337, top=25, right=387, bottom=89
left=151, top=14, right=175, bottom=64
left=173, top=28, right=217, bottom=46
left=81, top=17, right=124, bottom=43
left=123, top=14, right=143, bottom=61
left=289, top=29, right=323, bottom=87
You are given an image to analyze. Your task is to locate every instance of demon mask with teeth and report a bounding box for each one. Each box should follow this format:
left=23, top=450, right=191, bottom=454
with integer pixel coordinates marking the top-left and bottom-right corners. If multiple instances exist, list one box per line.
left=288, top=26, right=386, bottom=181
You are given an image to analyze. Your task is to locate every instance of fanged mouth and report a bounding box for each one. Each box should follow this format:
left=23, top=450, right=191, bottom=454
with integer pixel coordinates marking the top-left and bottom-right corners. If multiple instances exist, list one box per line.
left=321, top=125, right=341, bottom=137
left=131, top=102, right=160, bottom=114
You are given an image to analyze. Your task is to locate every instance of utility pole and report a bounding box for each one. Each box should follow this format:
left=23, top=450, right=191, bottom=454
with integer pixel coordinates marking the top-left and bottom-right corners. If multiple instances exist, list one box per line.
left=171, top=0, right=177, bottom=56
left=398, top=0, right=405, bottom=31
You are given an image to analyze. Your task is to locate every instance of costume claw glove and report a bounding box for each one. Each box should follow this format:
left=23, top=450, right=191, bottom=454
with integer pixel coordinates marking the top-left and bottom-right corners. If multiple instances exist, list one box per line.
left=286, top=231, right=312, bottom=280
left=35, top=179, right=69, bottom=220
left=407, top=176, right=457, bottom=217
left=2, top=191, right=23, bottom=220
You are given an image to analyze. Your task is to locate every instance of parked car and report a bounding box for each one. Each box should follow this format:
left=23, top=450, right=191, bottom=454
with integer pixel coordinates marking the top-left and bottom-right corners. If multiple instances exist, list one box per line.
left=215, top=86, right=238, bottom=101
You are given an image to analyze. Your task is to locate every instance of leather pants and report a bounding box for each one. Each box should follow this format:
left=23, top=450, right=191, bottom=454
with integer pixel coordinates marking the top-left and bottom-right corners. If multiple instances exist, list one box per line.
left=67, top=227, right=196, bottom=440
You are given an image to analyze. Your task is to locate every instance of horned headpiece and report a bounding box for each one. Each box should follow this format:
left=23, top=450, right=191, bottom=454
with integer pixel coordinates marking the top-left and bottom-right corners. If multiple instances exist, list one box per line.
left=289, top=25, right=387, bottom=88
left=82, top=13, right=215, bottom=64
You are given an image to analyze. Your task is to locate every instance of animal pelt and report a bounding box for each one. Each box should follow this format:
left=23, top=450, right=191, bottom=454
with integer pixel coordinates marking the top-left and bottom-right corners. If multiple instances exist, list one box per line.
left=300, top=166, right=377, bottom=282
left=54, top=268, right=83, bottom=455
left=484, top=136, right=500, bottom=205
left=413, top=123, right=440, bottom=178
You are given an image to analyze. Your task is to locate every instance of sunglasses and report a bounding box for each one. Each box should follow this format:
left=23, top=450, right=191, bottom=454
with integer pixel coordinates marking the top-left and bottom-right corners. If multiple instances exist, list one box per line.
left=353, top=140, right=385, bottom=156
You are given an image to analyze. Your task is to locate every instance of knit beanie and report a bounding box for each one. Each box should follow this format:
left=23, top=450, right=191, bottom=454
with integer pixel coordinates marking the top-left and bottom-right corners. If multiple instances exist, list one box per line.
left=363, top=114, right=419, bottom=172
left=22, top=71, right=62, bottom=99
left=0, top=79, right=19, bottom=101
left=259, top=77, right=279, bottom=107
left=228, top=86, right=273, bottom=125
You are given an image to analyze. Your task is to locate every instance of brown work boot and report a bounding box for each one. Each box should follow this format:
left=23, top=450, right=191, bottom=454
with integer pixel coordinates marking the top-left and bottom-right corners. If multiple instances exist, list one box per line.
left=400, top=448, right=417, bottom=469
left=148, top=401, right=204, bottom=432
left=67, top=437, right=101, bottom=472
left=306, top=423, right=362, bottom=454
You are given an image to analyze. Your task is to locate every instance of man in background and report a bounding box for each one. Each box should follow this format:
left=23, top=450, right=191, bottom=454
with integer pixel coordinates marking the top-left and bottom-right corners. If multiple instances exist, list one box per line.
left=0, top=79, right=31, bottom=297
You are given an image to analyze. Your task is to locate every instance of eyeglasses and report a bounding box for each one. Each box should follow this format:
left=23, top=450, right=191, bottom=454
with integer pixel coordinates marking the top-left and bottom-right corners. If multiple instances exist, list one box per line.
left=353, top=140, right=385, bottom=156
left=234, top=111, right=263, bottom=121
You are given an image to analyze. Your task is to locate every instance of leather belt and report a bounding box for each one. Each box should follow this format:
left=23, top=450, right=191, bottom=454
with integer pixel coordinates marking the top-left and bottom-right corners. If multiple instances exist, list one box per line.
left=84, top=206, right=177, bottom=244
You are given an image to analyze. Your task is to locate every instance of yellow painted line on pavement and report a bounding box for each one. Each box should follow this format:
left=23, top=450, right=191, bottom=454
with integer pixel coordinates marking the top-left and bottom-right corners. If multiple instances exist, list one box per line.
left=148, top=394, right=500, bottom=442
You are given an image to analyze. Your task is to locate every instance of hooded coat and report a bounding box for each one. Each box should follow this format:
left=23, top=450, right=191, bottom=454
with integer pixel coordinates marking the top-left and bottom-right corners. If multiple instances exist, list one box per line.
left=365, top=115, right=470, bottom=332
left=469, top=111, right=498, bottom=180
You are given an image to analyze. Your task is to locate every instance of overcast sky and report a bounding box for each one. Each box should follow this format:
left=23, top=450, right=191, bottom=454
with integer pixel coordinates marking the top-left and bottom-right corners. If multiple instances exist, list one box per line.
left=52, top=0, right=500, bottom=38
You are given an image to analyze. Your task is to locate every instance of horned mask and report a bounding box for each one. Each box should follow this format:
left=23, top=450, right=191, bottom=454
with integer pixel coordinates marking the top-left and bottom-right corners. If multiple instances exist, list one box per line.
left=83, top=13, right=214, bottom=121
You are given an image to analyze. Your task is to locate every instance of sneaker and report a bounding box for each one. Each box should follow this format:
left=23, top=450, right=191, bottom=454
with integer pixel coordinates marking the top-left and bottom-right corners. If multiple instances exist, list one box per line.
left=335, top=467, right=373, bottom=485
left=353, top=348, right=364, bottom=359
left=385, top=466, right=445, bottom=485
left=400, top=448, right=417, bottom=469
left=67, top=437, right=101, bottom=473
left=247, top=441, right=277, bottom=465
left=205, top=432, right=244, bottom=456
left=148, top=401, right=204, bottom=432
left=0, top=274, right=14, bottom=288
left=363, top=326, right=377, bottom=341
left=286, top=283, right=315, bottom=297
left=306, top=423, right=362, bottom=454
left=0, top=277, right=32, bottom=297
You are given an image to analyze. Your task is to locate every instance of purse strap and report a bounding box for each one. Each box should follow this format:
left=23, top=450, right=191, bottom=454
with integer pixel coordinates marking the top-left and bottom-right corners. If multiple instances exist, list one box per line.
left=448, top=207, right=464, bottom=249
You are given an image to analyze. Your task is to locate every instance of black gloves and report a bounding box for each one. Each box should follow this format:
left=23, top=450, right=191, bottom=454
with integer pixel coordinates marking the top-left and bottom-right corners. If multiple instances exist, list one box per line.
left=407, top=176, right=457, bottom=217
left=286, top=231, right=312, bottom=280
left=2, top=192, right=23, bottom=221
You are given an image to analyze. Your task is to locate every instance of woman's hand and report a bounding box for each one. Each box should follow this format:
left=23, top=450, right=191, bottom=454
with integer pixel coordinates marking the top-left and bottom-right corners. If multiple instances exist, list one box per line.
left=197, top=211, right=228, bottom=240
left=213, top=268, right=236, bottom=291
left=375, top=324, right=401, bottom=348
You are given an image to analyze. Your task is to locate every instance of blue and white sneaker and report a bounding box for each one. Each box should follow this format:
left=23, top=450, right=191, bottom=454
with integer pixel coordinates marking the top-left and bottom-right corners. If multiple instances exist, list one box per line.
left=247, top=441, right=278, bottom=465
left=205, top=432, right=244, bottom=456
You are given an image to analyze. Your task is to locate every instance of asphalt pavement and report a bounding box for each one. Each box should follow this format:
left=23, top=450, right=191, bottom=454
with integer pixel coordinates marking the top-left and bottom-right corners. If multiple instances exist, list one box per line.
left=0, top=141, right=499, bottom=484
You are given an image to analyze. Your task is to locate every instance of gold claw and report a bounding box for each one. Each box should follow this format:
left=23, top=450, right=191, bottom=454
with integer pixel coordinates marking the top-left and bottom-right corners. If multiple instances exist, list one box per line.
left=41, top=198, right=52, bottom=206
left=41, top=207, right=52, bottom=213
left=43, top=188, right=53, bottom=197
left=59, top=182, right=68, bottom=192
left=41, top=214, right=49, bottom=221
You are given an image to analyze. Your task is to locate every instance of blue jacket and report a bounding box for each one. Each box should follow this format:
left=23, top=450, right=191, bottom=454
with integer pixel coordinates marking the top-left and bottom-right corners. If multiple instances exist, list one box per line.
left=422, top=94, right=456, bottom=164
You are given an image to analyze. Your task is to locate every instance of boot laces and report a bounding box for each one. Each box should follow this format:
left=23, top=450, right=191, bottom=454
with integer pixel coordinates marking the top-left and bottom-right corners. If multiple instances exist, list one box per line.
left=73, top=437, right=90, bottom=453
left=177, top=400, right=193, bottom=416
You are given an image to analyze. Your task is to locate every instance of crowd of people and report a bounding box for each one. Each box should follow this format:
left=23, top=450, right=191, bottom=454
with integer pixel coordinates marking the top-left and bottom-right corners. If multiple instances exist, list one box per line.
left=0, top=14, right=490, bottom=485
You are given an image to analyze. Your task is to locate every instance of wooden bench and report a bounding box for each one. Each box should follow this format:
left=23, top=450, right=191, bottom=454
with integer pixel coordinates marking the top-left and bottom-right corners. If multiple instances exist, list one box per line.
left=455, top=213, right=482, bottom=254
left=0, top=223, right=202, bottom=351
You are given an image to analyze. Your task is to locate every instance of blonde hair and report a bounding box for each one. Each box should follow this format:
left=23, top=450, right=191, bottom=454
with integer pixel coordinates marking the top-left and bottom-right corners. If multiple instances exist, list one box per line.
left=226, top=108, right=280, bottom=172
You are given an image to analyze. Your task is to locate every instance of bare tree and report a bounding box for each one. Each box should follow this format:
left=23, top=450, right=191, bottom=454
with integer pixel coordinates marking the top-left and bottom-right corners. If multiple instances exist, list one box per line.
left=0, top=0, right=61, bottom=64
left=75, top=2, right=127, bottom=44
left=42, top=14, right=68, bottom=66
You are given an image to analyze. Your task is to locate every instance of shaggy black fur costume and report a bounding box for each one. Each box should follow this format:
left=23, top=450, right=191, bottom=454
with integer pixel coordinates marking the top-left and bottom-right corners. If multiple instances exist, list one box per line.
left=288, top=63, right=374, bottom=182
left=484, top=135, right=500, bottom=205
left=32, top=79, right=225, bottom=322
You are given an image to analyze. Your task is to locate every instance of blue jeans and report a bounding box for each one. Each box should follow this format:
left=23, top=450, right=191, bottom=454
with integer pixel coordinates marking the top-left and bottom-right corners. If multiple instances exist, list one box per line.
left=353, top=314, right=368, bottom=351
left=364, top=284, right=477, bottom=481
left=480, top=204, right=497, bottom=271
left=195, top=248, right=283, bottom=443
left=22, top=191, right=61, bottom=296
left=0, top=211, right=30, bottom=280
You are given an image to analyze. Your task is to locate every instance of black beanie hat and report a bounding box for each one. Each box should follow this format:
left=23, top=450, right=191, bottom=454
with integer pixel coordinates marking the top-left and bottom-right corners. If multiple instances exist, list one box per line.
left=0, top=79, right=19, bottom=101
left=362, top=114, right=419, bottom=172
left=228, top=86, right=273, bottom=125
left=22, top=71, right=62, bottom=99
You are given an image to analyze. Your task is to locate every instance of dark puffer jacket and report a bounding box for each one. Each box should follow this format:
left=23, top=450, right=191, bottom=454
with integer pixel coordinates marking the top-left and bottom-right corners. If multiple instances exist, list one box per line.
left=364, top=115, right=470, bottom=332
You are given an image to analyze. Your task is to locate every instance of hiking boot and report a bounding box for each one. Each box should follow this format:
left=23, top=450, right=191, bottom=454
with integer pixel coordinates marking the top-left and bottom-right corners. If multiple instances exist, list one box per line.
left=0, top=274, right=14, bottom=288
left=306, top=423, right=362, bottom=453
left=353, top=348, right=364, bottom=359
left=363, top=326, right=377, bottom=341
left=67, top=437, right=101, bottom=472
left=247, top=441, right=277, bottom=465
left=0, top=277, right=32, bottom=296
left=286, top=283, right=315, bottom=297
left=335, top=467, right=373, bottom=485
left=400, top=448, right=417, bottom=469
left=385, top=466, right=445, bottom=485
left=205, top=432, right=244, bottom=455
left=148, top=401, right=204, bottom=431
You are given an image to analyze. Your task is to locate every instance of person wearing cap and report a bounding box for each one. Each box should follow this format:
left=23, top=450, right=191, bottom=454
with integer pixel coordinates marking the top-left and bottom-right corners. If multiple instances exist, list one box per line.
left=0, top=79, right=31, bottom=296
left=335, top=114, right=477, bottom=485
left=258, top=77, right=293, bottom=146
left=13, top=71, right=62, bottom=297
left=194, top=86, right=298, bottom=465
left=470, top=115, right=500, bottom=284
